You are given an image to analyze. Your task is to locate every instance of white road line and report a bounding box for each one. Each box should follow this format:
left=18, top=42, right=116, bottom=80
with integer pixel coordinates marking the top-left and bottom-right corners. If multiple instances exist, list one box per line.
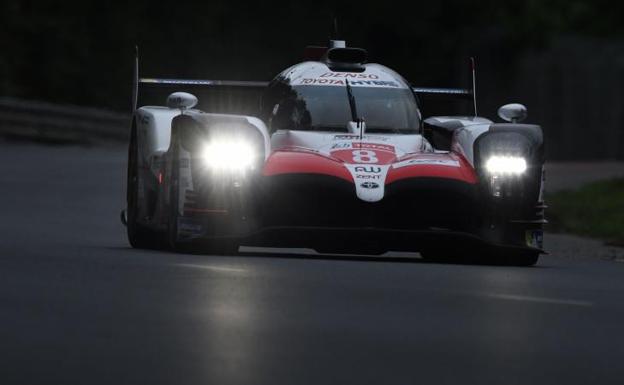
left=485, top=293, right=593, bottom=307
left=173, top=263, right=247, bottom=273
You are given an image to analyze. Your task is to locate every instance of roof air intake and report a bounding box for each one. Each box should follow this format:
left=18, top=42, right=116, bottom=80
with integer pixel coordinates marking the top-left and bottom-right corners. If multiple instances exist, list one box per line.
left=324, top=47, right=368, bottom=72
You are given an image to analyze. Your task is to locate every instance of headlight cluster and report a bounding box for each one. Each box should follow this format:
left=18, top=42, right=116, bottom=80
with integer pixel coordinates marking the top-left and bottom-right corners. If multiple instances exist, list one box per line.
left=201, top=140, right=256, bottom=172
left=484, top=155, right=527, bottom=175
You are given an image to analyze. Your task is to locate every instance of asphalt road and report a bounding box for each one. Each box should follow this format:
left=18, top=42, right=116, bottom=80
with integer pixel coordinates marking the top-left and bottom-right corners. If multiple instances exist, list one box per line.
left=1, top=140, right=624, bottom=385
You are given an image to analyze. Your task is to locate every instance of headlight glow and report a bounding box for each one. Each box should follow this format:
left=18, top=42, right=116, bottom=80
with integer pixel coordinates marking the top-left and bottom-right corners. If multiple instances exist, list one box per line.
left=202, top=140, right=256, bottom=172
left=485, top=155, right=527, bottom=175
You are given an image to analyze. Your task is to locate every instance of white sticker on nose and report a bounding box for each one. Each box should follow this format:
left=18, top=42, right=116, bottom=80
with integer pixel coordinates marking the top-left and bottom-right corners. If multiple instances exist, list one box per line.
left=345, top=164, right=391, bottom=202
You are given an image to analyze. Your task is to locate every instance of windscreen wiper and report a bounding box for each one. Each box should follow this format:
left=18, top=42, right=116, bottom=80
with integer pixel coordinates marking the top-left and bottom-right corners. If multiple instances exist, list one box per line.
left=345, top=79, right=359, bottom=123
left=345, top=79, right=365, bottom=139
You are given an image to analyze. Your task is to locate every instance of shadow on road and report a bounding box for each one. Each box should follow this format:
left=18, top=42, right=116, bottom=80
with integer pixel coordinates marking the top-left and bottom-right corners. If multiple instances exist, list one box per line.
left=107, top=244, right=546, bottom=268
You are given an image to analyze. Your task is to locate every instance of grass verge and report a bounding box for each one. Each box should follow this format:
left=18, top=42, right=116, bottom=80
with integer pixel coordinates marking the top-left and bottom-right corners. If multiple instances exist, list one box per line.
left=547, top=178, right=624, bottom=246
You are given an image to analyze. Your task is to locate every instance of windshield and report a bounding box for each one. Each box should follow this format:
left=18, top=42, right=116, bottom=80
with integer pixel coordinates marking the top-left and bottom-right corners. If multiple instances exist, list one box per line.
left=270, top=85, right=421, bottom=133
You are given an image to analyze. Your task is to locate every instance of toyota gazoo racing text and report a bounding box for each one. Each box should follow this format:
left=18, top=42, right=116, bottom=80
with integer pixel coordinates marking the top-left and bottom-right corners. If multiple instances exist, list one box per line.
left=123, top=41, right=546, bottom=266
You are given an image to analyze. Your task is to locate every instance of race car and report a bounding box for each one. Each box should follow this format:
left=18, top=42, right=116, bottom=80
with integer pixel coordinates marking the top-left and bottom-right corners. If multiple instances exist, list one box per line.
left=123, top=40, right=546, bottom=265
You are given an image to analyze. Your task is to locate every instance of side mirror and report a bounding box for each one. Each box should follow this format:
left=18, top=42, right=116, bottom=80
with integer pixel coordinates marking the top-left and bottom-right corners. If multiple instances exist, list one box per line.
left=167, top=92, right=198, bottom=112
left=498, top=103, right=527, bottom=123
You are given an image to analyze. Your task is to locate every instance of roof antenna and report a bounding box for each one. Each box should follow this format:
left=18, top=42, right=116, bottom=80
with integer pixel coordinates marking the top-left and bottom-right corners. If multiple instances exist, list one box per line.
left=329, top=15, right=345, bottom=48
left=470, top=57, right=478, bottom=117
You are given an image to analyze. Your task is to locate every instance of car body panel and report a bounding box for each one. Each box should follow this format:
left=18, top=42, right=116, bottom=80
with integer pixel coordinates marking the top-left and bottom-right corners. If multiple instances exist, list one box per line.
left=264, top=130, right=476, bottom=202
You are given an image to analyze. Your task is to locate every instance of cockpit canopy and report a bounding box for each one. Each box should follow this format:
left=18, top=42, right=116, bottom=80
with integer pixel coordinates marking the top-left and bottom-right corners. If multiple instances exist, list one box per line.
left=268, top=85, right=420, bottom=134
left=264, top=63, right=421, bottom=134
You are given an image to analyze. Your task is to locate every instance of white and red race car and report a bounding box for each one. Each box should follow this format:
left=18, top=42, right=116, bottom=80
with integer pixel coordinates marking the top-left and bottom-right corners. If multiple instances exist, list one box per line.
left=124, top=41, right=545, bottom=265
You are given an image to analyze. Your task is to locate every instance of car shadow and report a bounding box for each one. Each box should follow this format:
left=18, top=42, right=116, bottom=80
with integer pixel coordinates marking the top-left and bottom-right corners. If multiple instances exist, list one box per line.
left=109, top=244, right=546, bottom=268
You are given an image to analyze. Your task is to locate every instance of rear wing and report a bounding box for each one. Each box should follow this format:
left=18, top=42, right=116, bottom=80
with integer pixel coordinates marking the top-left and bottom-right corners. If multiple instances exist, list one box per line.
left=411, top=58, right=478, bottom=116
left=132, top=47, right=268, bottom=114
left=412, top=87, right=473, bottom=99
left=138, top=78, right=268, bottom=88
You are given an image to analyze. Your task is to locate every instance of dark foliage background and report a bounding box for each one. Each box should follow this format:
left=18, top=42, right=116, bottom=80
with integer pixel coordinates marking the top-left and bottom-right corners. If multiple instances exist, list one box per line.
left=2, top=0, right=624, bottom=158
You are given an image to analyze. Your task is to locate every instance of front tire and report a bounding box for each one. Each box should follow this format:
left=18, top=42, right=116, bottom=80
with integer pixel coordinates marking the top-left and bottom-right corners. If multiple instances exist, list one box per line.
left=167, top=140, right=186, bottom=252
left=127, top=126, right=161, bottom=249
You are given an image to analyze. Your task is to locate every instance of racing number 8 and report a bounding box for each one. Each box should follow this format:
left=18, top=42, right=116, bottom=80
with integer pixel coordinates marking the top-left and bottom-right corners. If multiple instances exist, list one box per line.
left=352, top=150, right=378, bottom=164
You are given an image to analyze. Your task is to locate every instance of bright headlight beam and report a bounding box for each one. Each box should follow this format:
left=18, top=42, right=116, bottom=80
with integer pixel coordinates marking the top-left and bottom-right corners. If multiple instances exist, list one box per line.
left=485, top=155, right=527, bottom=174
left=202, top=140, right=255, bottom=171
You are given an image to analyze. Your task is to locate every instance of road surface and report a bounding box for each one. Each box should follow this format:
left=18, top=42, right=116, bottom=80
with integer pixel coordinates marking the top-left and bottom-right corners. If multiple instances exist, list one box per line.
left=1, top=140, right=623, bottom=385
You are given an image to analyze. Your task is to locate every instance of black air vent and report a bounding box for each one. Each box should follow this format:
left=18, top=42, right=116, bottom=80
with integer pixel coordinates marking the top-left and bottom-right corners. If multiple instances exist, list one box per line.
left=324, top=47, right=368, bottom=72
left=326, top=47, right=367, bottom=64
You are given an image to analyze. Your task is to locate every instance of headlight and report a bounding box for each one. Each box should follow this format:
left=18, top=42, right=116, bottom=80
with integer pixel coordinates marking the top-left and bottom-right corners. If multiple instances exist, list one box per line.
left=201, top=140, right=256, bottom=172
left=485, top=155, right=527, bottom=175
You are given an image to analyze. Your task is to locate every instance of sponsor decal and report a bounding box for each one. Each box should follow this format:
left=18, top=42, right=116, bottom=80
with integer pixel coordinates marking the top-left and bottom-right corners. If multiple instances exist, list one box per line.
left=348, top=80, right=399, bottom=87
left=333, top=134, right=390, bottom=141
left=362, top=135, right=390, bottom=141
left=354, top=166, right=382, bottom=173
left=393, top=158, right=460, bottom=169
left=331, top=143, right=394, bottom=152
left=319, top=72, right=380, bottom=79
left=333, top=135, right=358, bottom=140
left=356, top=174, right=381, bottom=180
left=331, top=142, right=352, bottom=149
left=360, top=182, right=380, bottom=189
left=299, top=78, right=399, bottom=87
left=353, top=142, right=394, bottom=152
left=346, top=164, right=390, bottom=202
left=179, top=222, right=202, bottom=232
left=526, top=230, right=544, bottom=249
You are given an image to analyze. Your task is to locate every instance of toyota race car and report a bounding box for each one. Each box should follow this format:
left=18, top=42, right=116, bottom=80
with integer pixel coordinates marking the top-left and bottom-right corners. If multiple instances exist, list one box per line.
left=123, top=40, right=546, bottom=265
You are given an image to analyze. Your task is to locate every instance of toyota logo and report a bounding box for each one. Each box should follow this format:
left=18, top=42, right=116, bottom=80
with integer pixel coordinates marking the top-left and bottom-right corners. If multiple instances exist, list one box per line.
left=360, top=182, right=380, bottom=189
